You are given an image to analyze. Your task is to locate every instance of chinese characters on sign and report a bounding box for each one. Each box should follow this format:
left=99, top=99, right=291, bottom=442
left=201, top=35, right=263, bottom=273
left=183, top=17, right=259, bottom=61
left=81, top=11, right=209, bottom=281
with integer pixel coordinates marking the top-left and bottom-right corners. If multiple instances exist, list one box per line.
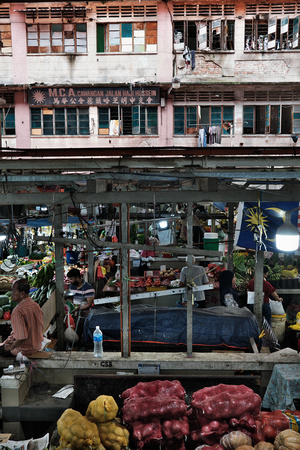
left=29, top=86, right=160, bottom=106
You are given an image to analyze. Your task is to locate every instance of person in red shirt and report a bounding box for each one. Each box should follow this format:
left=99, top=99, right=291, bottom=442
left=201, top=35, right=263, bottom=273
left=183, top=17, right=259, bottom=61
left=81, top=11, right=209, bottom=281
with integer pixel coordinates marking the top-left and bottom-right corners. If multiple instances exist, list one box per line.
left=0, top=278, right=44, bottom=357
left=246, top=266, right=283, bottom=325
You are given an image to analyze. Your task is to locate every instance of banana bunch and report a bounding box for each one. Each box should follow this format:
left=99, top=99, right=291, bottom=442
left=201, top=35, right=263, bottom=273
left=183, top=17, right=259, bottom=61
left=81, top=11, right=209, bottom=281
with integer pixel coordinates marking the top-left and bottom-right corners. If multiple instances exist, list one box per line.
left=31, top=262, right=55, bottom=288
left=268, top=264, right=282, bottom=281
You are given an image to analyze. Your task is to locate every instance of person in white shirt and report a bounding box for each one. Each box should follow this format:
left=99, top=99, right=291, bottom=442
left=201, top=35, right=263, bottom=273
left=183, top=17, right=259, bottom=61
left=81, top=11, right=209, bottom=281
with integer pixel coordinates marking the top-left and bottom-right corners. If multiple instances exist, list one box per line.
left=179, top=256, right=209, bottom=308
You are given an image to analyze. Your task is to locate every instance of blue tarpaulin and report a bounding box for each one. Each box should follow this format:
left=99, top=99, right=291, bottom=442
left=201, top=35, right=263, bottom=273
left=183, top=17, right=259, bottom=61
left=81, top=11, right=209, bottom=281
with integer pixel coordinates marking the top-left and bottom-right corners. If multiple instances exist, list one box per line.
left=84, top=305, right=260, bottom=350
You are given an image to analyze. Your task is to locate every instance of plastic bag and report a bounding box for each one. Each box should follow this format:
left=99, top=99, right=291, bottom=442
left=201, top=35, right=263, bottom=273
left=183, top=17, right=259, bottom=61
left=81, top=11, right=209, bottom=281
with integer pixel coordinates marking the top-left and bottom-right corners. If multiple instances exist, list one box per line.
left=269, top=299, right=285, bottom=315
left=64, top=313, right=79, bottom=344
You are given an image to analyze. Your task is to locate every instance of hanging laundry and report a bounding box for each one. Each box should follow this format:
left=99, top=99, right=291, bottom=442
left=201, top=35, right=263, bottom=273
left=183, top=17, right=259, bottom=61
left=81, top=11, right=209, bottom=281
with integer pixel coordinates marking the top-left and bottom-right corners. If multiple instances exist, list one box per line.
left=109, top=120, right=120, bottom=136
left=191, top=50, right=196, bottom=69
left=198, top=128, right=206, bottom=147
left=183, top=46, right=191, bottom=68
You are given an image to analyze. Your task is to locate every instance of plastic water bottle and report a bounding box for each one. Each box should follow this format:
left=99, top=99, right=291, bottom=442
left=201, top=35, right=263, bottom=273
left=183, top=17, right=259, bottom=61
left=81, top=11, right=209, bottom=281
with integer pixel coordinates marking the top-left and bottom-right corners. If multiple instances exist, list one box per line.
left=93, top=326, right=103, bottom=357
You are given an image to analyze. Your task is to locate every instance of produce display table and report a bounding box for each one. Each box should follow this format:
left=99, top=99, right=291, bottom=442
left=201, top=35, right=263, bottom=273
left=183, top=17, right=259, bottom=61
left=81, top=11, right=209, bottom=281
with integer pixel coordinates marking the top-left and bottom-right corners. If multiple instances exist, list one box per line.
left=262, top=363, right=300, bottom=410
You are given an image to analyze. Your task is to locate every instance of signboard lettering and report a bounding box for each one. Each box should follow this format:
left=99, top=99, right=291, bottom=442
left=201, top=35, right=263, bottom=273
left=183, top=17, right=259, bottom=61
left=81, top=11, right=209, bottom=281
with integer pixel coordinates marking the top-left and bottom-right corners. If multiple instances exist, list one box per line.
left=29, top=86, right=160, bottom=106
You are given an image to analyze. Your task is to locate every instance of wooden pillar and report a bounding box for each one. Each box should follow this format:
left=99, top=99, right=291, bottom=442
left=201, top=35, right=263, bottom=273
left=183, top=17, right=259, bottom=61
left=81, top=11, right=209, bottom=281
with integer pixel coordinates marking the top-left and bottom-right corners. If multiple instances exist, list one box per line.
left=187, top=202, right=193, bottom=356
left=120, top=203, right=130, bottom=357
left=227, top=203, right=235, bottom=271
left=53, top=205, right=65, bottom=350
left=254, top=249, right=264, bottom=328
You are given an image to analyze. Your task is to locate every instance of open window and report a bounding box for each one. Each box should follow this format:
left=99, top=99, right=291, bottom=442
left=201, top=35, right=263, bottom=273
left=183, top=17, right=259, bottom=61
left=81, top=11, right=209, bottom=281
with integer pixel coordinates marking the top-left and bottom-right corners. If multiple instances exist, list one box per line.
left=174, top=105, right=233, bottom=135
left=268, top=17, right=276, bottom=49
left=243, top=105, right=294, bottom=134
left=98, top=106, right=158, bottom=135
left=175, top=19, right=234, bottom=51
left=245, top=16, right=299, bottom=50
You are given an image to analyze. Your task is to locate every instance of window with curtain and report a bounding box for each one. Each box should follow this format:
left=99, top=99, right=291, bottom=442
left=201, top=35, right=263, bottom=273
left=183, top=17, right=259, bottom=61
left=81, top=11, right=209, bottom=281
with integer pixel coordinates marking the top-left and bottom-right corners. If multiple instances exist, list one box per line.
left=30, top=107, right=89, bottom=135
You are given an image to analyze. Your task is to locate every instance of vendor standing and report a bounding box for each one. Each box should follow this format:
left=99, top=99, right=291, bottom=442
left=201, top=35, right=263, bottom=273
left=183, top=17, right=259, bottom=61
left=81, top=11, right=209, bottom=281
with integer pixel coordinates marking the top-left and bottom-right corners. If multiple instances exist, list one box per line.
left=246, top=266, right=283, bottom=325
left=179, top=256, right=209, bottom=308
left=0, top=278, right=44, bottom=358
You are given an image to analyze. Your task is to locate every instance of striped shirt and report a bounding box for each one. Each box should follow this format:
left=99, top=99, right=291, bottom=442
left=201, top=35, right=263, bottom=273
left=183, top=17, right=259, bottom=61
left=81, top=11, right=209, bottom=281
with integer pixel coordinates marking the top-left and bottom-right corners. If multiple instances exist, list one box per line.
left=10, top=297, right=44, bottom=356
left=70, top=281, right=95, bottom=307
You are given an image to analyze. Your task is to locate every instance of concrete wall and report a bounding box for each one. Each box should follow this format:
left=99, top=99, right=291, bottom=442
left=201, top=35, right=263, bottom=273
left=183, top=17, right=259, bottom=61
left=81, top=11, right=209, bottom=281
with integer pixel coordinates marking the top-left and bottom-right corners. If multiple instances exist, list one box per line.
left=1, top=1, right=300, bottom=150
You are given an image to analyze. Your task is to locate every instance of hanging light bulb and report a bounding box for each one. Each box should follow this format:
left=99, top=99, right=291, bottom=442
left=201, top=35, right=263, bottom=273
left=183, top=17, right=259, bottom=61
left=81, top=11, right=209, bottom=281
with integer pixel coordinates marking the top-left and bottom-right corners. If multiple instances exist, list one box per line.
left=275, top=211, right=299, bottom=252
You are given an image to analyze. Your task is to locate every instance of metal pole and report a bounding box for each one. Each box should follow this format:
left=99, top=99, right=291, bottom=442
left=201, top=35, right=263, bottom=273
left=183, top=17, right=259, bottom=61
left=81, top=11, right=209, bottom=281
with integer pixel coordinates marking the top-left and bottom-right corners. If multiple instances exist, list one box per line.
left=87, top=206, right=94, bottom=285
left=227, top=203, right=235, bottom=271
left=53, top=205, right=65, bottom=350
left=120, top=203, right=130, bottom=357
left=187, top=202, right=193, bottom=356
left=254, top=249, right=264, bottom=328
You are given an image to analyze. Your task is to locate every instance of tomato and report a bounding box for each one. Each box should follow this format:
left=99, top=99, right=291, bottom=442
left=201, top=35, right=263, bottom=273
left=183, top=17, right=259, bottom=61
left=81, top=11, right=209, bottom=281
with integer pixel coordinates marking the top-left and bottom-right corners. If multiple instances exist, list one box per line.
left=3, top=311, right=11, bottom=320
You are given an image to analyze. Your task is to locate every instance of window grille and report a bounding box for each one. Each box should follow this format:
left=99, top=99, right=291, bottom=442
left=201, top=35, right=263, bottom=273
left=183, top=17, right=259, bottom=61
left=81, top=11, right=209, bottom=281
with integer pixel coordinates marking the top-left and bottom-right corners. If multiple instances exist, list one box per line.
left=24, top=7, right=87, bottom=20
left=96, top=4, right=157, bottom=19
left=173, top=4, right=235, bottom=17
left=173, top=91, right=235, bottom=102
left=246, top=3, right=300, bottom=15
left=244, top=90, right=300, bottom=101
left=0, top=8, right=10, bottom=19
left=0, top=93, right=14, bottom=104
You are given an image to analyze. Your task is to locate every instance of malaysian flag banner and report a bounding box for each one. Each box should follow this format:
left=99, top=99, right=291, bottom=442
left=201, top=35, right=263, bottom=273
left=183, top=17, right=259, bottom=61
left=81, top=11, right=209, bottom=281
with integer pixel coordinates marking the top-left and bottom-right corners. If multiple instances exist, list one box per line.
left=234, top=201, right=300, bottom=252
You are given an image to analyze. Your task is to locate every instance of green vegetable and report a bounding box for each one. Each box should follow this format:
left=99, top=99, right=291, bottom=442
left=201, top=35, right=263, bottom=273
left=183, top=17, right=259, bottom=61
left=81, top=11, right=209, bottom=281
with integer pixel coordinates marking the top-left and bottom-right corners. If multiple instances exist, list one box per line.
left=1, top=304, right=11, bottom=312
left=0, top=295, right=10, bottom=307
left=0, top=307, right=4, bottom=319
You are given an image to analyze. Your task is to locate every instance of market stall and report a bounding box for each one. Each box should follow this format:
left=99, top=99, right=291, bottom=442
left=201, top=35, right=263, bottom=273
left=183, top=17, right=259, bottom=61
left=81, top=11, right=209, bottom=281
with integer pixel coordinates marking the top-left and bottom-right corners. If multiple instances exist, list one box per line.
left=84, top=305, right=260, bottom=351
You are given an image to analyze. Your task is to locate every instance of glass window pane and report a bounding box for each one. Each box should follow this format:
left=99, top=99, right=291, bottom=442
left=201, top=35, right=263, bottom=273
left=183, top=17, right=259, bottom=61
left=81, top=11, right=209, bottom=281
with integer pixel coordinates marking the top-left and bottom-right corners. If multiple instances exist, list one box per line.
left=52, top=24, right=63, bottom=50
left=186, top=106, right=197, bottom=132
left=99, top=108, right=109, bottom=128
left=79, top=108, right=89, bottom=135
left=243, top=106, right=254, bottom=134
left=31, top=108, right=41, bottom=129
left=174, top=106, right=184, bottom=134
left=27, top=24, right=38, bottom=51
left=146, top=107, right=158, bottom=134
left=132, top=105, right=140, bottom=134
left=211, top=106, right=221, bottom=125
left=55, top=109, right=65, bottom=135
left=43, top=109, right=54, bottom=135
left=67, top=108, right=77, bottom=135
left=109, top=24, right=120, bottom=48
left=139, top=107, right=145, bottom=134
left=4, top=108, right=15, bottom=134
left=122, top=23, right=132, bottom=38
